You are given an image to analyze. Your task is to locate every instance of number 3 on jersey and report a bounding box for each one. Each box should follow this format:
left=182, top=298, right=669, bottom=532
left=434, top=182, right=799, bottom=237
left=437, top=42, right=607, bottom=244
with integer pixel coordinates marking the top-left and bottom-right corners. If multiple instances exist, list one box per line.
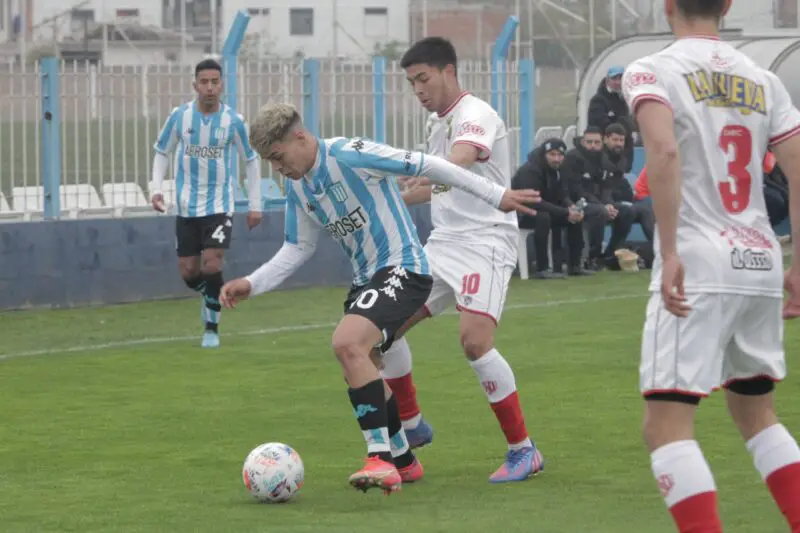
left=718, top=125, right=752, bottom=214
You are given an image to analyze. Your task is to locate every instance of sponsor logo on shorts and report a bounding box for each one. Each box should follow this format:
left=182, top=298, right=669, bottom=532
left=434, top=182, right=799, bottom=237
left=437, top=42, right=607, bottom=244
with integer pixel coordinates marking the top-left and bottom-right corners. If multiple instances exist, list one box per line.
left=325, top=206, right=367, bottom=239
left=731, top=247, right=774, bottom=271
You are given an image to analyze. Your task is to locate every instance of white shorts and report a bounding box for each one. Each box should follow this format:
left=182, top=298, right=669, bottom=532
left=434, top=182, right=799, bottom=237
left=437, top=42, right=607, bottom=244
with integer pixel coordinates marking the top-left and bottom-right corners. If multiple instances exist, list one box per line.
left=422, top=236, right=516, bottom=323
left=640, top=292, right=786, bottom=398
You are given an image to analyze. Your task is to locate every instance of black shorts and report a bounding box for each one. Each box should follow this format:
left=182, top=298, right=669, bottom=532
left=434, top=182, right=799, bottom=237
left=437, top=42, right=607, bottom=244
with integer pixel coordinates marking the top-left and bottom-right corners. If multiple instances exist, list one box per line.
left=343, top=266, right=433, bottom=351
left=175, top=214, right=233, bottom=257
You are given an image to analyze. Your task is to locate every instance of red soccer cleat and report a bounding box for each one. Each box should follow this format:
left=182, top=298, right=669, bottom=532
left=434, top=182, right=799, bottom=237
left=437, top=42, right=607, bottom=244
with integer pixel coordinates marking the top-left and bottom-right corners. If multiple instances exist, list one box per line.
left=348, top=456, right=402, bottom=495
left=398, top=458, right=424, bottom=483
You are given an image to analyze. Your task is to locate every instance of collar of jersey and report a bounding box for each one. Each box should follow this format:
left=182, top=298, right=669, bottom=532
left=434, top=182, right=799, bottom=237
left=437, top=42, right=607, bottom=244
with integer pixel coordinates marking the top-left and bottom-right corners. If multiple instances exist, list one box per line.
left=192, top=100, right=223, bottom=123
left=436, top=91, right=470, bottom=118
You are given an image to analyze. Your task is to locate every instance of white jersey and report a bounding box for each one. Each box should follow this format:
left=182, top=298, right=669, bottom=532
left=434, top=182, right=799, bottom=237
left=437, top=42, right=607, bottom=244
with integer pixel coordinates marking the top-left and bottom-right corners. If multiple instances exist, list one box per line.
left=154, top=101, right=258, bottom=218
left=622, top=37, right=800, bottom=298
left=284, top=137, right=429, bottom=286
left=425, top=93, right=517, bottom=241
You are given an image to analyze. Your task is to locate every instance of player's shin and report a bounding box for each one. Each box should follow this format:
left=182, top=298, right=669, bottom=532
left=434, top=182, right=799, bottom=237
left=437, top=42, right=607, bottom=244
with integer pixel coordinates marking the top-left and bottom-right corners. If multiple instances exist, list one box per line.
left=201, top=271, right=224, bottom=332
left=650, top=440, right=723, bottom=533
left=746, top=424, right=800, bottom=531
left=386, top=393, right=415, bottom=469
left=347, top=379, right=393, bottom=462
left=381, top=338, right=422, bottom=430
left=471, top=349, right=531, bottom=449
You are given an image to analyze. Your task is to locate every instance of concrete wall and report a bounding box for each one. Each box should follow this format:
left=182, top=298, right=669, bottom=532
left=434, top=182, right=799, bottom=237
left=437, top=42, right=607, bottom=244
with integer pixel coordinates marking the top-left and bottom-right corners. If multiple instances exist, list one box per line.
left=0, top=206, right=433, bottom=310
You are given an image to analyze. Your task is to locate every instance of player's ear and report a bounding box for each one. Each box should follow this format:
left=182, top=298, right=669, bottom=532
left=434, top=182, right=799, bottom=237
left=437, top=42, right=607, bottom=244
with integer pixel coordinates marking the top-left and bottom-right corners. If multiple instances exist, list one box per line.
left=664, top=0, right=674, bottom=18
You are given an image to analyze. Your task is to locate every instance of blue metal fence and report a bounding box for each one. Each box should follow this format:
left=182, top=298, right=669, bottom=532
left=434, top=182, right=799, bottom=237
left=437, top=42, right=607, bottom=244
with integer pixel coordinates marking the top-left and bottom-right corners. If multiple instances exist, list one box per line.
left=3, top=14, right=536, bottom=221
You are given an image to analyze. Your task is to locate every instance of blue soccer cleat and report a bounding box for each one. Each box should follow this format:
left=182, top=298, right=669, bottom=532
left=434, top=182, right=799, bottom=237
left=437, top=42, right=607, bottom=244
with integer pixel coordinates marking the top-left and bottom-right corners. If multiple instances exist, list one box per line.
left=488, top=446, right=545, bottom=483
left=405, top=417, right=434, bottom=449
left=201, top=330, right=220, bottom=348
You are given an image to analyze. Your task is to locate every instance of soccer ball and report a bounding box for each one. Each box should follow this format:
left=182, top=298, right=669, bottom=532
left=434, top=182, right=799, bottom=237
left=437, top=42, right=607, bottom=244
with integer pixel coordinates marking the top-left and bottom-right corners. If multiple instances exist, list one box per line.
left=242, top=442, right=305, bottom=503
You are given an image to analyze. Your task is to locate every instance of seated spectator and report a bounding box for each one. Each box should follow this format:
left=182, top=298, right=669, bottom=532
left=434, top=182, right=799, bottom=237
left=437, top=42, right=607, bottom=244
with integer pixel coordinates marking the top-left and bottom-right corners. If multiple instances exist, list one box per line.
left=763, top=151, right=789, bottom=229
left=577, top=124, right=640, bottom=270
left=512, top=138, right=592, bottom=279
left=563, top=126, right=605, bottom=191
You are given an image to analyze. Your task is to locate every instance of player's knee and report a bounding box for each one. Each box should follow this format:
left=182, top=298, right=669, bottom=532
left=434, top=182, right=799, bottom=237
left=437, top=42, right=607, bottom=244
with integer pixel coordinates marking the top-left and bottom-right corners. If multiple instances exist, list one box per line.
left=331, top=334, right=370, bottom=367
left=459, top=329, right=494, bottom=361
left=642, top=393, right=698, bottom=451
left=201, top=253, right=224, bottom=275
left=179, top=263, right=201, bottom=281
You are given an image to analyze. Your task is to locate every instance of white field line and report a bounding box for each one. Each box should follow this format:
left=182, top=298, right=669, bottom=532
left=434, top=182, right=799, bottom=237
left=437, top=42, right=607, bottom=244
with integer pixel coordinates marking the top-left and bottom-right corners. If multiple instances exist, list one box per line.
left=0, top=293, right=647, bottom=362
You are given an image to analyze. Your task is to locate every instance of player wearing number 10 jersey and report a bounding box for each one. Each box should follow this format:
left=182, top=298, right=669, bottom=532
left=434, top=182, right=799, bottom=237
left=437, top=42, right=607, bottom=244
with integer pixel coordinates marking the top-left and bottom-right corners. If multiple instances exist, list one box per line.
left=622, top=0, right=800, bottom=531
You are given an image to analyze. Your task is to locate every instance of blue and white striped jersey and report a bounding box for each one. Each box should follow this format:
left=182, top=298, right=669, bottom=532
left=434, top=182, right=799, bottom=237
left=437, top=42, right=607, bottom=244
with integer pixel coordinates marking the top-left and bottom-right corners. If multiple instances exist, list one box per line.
left=284, top=137, right=429, bottom=286
left=154, top=101, right=258, bottom=218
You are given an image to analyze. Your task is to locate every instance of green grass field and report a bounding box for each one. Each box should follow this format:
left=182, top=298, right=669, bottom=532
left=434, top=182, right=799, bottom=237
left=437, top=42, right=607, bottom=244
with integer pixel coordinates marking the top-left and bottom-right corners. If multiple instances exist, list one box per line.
left=1, top=272, right=798, bottom=532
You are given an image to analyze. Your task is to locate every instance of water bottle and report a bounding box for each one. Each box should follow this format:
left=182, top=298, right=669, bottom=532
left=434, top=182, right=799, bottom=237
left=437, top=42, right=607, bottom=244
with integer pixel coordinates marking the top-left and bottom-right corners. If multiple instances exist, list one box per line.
left=576, top=198, right=588, bottom=213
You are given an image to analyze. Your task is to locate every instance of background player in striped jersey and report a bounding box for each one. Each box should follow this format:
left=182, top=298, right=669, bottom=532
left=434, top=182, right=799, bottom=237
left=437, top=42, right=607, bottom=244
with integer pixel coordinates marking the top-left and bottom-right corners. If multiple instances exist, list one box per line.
left=149, top=59, right=262, bottom=349
left=380, top=37, right=543, bottom=483
left=218, top=103, right=540, bottom=494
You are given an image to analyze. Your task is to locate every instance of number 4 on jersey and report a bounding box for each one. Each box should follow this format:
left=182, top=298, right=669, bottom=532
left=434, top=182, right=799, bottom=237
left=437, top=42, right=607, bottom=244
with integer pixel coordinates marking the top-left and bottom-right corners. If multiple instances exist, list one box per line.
left=719, top=125, right=752, bottom=214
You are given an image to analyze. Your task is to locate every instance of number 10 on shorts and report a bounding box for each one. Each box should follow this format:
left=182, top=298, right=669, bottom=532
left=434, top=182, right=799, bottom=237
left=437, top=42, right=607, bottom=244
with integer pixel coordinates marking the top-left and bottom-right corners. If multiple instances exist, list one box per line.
left=461, top=273, right=481, bottom=295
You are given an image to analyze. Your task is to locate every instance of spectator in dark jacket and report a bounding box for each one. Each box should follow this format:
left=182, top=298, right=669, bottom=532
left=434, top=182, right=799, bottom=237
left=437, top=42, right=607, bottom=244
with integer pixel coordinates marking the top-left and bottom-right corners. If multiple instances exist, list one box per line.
left=512, top=138, right=592, bottom=279
left=763, top=151, right=789, bottom=227
left=563, top=126, right=605, bottom=202
left=579, top=124, right=638, bottom=269
left=588, top=66, right=634, bottom=172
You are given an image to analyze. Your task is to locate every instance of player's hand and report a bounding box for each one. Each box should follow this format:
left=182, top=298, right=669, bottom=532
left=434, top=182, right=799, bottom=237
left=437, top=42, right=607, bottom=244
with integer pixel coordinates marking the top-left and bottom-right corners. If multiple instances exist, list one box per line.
left=568, top=208, right=583, bottom=223
left=399, top=176, right=431, bottom=190
left=246, top=211, right=263, bottom=230
left=220, top=278, right=252, bottom=309
left=783, top=268, right=800, bottom=319
left=499, top=189, right=540, bottom=216
left=660, top=254, right=690, bottom=318
left=151, top=193, right=166, bottom=213
left=606, top=204, right=618, bottom=219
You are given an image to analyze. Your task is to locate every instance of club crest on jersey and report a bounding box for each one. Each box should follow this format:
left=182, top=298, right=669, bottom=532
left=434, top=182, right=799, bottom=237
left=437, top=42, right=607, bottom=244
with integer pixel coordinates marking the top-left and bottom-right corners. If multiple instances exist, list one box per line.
left=328, top=182, right=349, bottom=203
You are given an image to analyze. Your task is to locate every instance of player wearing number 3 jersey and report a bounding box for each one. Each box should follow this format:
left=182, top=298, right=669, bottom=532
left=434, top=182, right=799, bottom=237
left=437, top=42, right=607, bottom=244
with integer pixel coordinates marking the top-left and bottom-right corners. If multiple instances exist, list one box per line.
left=379, top=37, right=544, bottom=484
left=622, top=0, right=800, bottom=531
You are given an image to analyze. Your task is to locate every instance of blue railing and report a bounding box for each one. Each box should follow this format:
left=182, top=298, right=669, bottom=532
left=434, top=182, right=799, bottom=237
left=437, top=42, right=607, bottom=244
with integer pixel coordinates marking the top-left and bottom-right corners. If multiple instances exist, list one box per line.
left=36, top=14, right=536, bottom=217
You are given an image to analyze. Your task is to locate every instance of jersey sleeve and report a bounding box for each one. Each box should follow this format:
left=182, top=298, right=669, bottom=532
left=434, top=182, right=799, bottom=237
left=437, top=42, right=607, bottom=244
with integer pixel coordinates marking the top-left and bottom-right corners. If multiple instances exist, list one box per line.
left=153, top=107, right=181, bottom=155
left=332, top=138, right=424, bottom=179
left=766, top=72, right=800, bottom=146
left=232, top=113, right=259, bottom=161
left=622, top=59, right=672, bottom=116
left=284, top=186, right=321, bottom=250
left=451, top=109, right=498, bottom=161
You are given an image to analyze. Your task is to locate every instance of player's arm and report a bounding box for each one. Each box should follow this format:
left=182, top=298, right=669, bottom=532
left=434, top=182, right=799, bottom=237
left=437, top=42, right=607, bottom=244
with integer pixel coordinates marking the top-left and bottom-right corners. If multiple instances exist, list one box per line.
left=403, top=114, right=498, bottom=206
left=765, top=73, right=800, bottom=263
left=150, top=107, right=181, bottom=211
left=243, top=189, right=321, bottom=297
left=335, top=139, right=537, bottom=214
left=232, top=114, right=263, bottom=214
left=622, top=62, right=680, bottom=258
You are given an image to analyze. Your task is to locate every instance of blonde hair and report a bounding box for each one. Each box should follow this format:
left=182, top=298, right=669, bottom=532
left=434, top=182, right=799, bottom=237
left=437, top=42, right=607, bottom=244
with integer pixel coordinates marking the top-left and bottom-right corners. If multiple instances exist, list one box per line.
left=249, top=103, right=302, bottom=155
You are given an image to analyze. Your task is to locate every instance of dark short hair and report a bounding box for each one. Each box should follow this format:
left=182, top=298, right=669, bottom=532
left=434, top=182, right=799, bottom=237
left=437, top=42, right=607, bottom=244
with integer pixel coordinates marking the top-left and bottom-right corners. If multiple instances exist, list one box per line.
left=675, top=0, right=727, bottom=18
left=195, top=58, right=222, bottom=78
left=605, top=123, right=627, bottom=138
left=583, top=126, right=603, bottom=137
left=400, top=37, right=457, bottom=70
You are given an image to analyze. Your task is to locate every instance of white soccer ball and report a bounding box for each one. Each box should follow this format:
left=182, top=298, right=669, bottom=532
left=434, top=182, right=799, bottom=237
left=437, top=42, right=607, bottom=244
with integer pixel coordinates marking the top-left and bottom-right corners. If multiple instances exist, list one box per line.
left=242, top=442, right=305, bottom=503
